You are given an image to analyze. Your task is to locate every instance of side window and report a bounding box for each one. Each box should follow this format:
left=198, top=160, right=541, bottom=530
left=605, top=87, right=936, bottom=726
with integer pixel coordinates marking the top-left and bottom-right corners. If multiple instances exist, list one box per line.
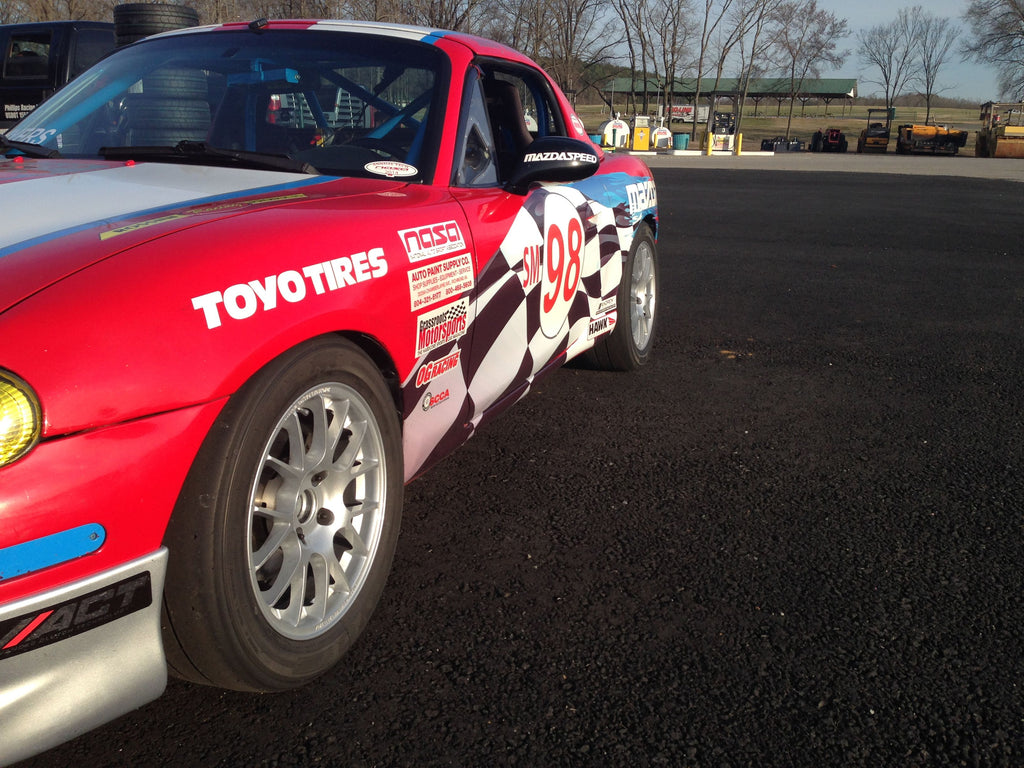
left=477, top=64, right=566, bottom=182
left=71, top=29, right=115, bottom=78
left=4, top=32, right=51, bottom=80
left=453, top=67, right=498, bottom=187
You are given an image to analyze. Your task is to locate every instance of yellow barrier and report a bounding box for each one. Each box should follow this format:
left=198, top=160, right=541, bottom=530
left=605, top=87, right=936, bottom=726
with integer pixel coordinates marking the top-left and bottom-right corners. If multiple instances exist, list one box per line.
left=736, top=133, right=743, bottom=155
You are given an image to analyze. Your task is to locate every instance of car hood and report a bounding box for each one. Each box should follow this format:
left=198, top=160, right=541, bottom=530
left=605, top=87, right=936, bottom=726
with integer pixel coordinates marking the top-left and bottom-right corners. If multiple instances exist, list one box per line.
left=0, top=158, right=395, bottom=313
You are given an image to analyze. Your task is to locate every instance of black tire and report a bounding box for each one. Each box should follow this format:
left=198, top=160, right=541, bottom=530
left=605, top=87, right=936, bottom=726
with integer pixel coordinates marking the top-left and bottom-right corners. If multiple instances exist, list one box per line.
left=143, top=68, right=208, bottom=98
left=585, top=222, right=658, bottom=371
left=121, top=96, right=210, bottom=144
left=162, top=337, right=404, bottom=691
left=114, top=3, right=199, bottom=46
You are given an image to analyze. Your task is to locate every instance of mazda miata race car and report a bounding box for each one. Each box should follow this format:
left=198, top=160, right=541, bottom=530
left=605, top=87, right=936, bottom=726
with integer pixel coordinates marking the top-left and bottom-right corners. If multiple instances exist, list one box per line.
left=0, top=19, right=658, bottom=763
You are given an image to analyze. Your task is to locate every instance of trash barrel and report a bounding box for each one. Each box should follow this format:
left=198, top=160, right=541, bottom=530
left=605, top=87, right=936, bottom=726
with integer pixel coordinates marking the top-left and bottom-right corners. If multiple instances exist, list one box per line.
left=672, top=133, right=689, bottom=150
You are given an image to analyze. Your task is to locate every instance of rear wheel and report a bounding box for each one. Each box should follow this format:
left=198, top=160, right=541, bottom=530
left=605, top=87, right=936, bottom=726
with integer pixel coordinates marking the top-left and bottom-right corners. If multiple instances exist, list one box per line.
left=585, top=222, right=658, bottom=371
left=162, top=337, right=403, bottom=691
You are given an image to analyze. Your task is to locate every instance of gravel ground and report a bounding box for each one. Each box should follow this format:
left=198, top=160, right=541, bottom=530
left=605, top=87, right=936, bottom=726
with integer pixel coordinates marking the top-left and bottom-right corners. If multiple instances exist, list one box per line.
left=21, top=168, right=1024, bottom=767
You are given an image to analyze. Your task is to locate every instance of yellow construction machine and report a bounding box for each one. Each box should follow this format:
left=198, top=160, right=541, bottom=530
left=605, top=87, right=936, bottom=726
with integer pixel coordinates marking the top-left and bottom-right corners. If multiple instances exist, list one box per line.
left=856, top=107, right=894, bottom=153
left=975, top=102, right=1024, bottom=158
left=895, top=123, right=969, bottom=155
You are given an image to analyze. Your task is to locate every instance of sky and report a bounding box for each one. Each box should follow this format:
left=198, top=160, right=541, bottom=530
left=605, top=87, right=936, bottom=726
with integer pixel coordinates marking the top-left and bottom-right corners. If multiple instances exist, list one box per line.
left=815, top=0, right=999, bottom=102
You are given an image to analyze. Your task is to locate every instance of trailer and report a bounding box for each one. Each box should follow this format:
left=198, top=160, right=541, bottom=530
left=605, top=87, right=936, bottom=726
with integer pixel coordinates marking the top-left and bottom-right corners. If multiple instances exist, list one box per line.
left=895, top=124, right=969, bottom=155
left=975, top=102, right=1024, bottom=158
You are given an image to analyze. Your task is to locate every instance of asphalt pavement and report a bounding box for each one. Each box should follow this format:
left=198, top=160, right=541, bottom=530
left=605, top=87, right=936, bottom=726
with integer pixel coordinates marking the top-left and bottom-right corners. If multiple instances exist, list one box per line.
left=20, top=161, right=1024, bottom=767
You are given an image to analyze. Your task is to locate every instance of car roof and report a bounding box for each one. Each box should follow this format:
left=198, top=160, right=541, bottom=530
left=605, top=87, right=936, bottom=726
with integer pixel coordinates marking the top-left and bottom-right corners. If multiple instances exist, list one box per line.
left=150, top=19, right=536, bottom=67
left=0, top=20, right=115, bottom=31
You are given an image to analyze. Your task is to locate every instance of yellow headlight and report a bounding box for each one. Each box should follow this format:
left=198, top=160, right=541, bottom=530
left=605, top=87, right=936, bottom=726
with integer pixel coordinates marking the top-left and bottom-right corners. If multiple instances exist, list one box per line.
left=0, top=371, right=41, bottom=467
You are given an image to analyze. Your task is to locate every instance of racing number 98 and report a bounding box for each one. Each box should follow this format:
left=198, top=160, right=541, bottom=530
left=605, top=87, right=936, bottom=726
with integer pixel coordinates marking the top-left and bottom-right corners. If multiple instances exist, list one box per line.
left=540, top=194, right=584, bottom=339
left=543, top=217, right=582, bottom=312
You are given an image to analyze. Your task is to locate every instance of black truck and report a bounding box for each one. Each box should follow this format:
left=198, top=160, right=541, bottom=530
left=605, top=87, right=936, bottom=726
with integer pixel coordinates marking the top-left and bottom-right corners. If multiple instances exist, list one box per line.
left=1, top=21, right=115, bottom=129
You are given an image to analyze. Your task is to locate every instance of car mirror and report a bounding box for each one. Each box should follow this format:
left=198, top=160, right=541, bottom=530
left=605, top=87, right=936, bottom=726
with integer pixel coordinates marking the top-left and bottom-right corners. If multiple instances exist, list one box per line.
left=505, top=136, right=599, bottom=195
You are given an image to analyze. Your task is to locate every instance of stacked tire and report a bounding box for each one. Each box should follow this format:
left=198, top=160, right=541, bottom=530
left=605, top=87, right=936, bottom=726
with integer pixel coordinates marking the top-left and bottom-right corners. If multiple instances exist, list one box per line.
left=114, top=3, right=200, bottom=46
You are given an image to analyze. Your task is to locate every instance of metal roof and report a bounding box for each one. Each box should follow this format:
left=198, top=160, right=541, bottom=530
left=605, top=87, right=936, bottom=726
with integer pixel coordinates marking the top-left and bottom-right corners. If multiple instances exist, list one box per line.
left=605, top=77, right=857, bottom=99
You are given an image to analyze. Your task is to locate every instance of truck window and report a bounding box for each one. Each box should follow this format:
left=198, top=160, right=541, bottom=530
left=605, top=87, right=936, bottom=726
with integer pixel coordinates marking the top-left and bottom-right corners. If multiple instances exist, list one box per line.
left=4, top=32, right=51, bottom=79
left=71, top=28, right=115, bottom=77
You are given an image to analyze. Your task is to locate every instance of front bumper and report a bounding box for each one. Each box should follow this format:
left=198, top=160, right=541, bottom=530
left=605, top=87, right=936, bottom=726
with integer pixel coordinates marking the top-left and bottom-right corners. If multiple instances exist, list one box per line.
left=0, top=548, right=168, bottom=765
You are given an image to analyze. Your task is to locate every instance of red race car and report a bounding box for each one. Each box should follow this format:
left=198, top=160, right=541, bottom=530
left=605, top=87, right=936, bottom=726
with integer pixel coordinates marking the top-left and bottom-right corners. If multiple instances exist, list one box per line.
left=0, top=20, right=657, bottom=762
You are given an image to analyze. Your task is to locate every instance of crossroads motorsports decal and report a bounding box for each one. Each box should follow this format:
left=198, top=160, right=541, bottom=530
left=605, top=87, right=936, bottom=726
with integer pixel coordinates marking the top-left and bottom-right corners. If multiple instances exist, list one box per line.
left=415, top=297, right=469, bottom=356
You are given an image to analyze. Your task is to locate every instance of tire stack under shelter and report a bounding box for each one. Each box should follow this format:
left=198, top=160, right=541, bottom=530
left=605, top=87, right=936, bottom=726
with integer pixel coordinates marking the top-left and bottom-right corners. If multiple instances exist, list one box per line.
left=113, top=3, right=200, bottom=46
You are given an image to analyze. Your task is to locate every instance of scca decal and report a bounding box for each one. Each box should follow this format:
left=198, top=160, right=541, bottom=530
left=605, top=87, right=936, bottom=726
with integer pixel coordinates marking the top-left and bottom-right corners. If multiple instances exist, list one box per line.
left=191, top=248, right=388, bottom=329
left=421, top=388, right=450, bottom=411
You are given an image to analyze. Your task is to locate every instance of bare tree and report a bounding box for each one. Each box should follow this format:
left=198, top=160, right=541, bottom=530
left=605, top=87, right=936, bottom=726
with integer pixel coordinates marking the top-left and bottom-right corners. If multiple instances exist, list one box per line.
left=540, top=0, right=616, bottom=94
left=962, top=0, right=1024, bottom=100
left=914, top=8, right=959, bottom=123
left=689, top=0, right=737, bottom=141
left=654, top=0, right=696, bottom=119
left=613, top=0, right=657, bottom=114
left=857, top=6, right=921, bottom=111
left=15, top=0, right=108, bottom=21
left=732, top=0, right=787, bottom=135
left=478, top=0, right=549, bottom=59
left=772, top=0, right=848, bottom=139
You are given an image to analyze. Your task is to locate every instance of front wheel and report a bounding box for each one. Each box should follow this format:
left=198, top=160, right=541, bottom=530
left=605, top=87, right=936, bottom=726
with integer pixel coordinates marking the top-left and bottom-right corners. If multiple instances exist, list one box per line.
left=585, top=222, right=658, bottom=370
left=162, top=337, right=403, bottom=691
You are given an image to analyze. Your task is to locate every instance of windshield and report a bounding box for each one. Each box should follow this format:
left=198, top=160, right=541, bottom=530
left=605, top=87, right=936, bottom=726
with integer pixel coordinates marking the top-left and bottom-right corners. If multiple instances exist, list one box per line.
left=7, top=28, right=448, bottom=181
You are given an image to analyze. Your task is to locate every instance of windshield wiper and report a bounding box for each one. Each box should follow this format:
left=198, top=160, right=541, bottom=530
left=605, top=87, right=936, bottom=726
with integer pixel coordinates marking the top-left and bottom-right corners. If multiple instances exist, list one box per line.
left=98, top=140, right=318, bottom=175
left=0, top=134, right=61, bottom=159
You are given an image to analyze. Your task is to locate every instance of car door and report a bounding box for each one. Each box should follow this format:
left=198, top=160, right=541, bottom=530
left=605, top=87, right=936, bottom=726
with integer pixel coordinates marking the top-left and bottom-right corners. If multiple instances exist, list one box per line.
left=450, top=61, right=612, bottom=429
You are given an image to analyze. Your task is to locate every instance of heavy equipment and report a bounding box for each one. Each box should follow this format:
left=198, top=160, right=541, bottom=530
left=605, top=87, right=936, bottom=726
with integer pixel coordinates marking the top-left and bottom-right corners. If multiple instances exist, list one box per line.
left=895, top=123, right=969, bottom=155
left=810, top=127, right=848, bottom=152
left=975, top=102, right=1024, bottom=158
left=856, top=107, right=894, bottom=153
